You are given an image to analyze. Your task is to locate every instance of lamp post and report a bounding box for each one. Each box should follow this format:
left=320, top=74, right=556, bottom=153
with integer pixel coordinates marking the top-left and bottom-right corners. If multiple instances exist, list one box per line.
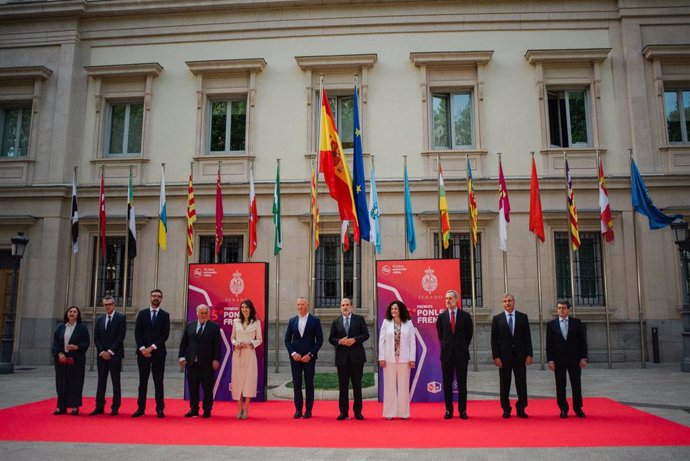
left=670, top=220, right=690, bottom=372
left=0, top=232, right=29, bottom=374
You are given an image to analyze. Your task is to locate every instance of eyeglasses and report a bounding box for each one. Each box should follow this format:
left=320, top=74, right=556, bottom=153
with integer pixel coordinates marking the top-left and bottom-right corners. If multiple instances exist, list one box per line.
left=103, top=303, right=115, bottom=307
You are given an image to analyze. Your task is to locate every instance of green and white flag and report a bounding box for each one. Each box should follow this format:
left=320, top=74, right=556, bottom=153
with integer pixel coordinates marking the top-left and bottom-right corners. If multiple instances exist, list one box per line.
left=272, top=161, right=282, bottom=255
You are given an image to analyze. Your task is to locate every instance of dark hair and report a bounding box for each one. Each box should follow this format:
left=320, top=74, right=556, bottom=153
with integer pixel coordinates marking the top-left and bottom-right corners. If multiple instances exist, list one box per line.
left=557, top=299, right=571, bottom=309
left=239, top=299, right=257, bottom=324
left=150, top=288, right=163, bottom=296
left=384, top=301, right=411, bottom=322
left=63, top=305, right=83, bottom=324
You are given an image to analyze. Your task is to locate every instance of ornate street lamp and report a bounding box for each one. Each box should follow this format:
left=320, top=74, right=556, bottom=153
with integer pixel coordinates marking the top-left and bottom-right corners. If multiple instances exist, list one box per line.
left=0, top=232, right=29, bottom=374
left=670, top=220, right=690, bottom=372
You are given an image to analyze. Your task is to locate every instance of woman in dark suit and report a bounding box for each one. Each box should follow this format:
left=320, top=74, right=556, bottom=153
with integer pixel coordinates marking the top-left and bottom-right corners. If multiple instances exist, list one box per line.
left=52, top=305, right=90, bottom=415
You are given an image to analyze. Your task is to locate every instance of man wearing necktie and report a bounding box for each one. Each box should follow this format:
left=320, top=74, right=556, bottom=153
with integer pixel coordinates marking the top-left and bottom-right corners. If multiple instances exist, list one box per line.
left=133, top=289, right=170, bottom=418
left=91, top=295, right=126, bottom=416
left=329, top=298, right=370, bottom=420
left=491, top=293, right=533, bottom=418
left=546, top=299, right=588, bottom=418
left=436, top=289, right=473, bottom=420
left=179, top=304, right=221, bottom=418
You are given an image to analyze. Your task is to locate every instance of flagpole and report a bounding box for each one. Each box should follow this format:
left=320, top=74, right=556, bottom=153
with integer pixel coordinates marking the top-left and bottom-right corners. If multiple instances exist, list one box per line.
left=91, top=166, right=104, bottom=372
left=466, top=153, right=477, bottom=372
left=154, top=163, right=165, bottom=288
left=404, top=155, right=409, bottom=260
left=216, top=161, right=221, bottom=264
left=437, top=154, right=443, bottom=257
left=311, top=77, right=324, bottom=310
left=498, top=152, right=508, bottom=293
left=629, top=149, right=647, bottom=368
left=183, top=162, right=194, bottom=338
left=274, top=158, right=281, bottom=373
left=308, top=158, right=315, bottom=308
left=597, top=150, right=613, bottom=369
left=248, top=160, right=253, bottom=263
left=122, top=165, right=132, bottom=327
left=563, top=152, right=577, bottom=316
left=65, top=166, right=77, bottom=311
left=531, top=152, right=545, bottom=370
left=370, top=154, right=378, bottom=372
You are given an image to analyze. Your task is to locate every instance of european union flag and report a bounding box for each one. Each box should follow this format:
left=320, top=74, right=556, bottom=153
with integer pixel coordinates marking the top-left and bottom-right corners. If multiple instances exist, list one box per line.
left=352, top=84, right=370, bottom=242
left=631, top=158, right=681, bottom=230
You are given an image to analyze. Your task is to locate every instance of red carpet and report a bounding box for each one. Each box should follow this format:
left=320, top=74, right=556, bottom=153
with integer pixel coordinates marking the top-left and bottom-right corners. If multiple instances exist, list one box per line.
left=1, top=398, right=689, bottom=448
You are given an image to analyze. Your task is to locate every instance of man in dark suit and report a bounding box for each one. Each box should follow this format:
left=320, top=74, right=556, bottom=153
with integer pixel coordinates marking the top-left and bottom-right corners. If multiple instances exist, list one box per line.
left=436, top=289, right=473, bottom=420
left=329, top=298, right=370, bottom=420
left=491, top=293, right=533, bottom=419
left=178, top=304, right=221, bottom=418
left=132, top=288, right=170, bottom=418
left=284, top=296, right=323, bottom=419
left=90, top=295, right=126, bottom=416
left=546, top=299, right=588, bottom=418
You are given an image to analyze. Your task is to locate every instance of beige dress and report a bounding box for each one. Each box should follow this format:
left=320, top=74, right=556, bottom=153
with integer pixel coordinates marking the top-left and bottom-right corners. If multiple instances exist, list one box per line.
left=230, top=318, right=263, bottom=399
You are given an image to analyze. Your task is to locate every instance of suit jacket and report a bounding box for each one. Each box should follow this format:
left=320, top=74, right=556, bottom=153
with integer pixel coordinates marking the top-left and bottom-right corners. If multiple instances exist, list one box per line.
left=134, top=307, right=170, bottom=355
left=546, top=316, right=588, bottom=365
left=284, top=314, right=323, bottom=359
left=329, top=314, right=369, bottom=366
left=94, top=311, right=126, bottom=358
left=378, top=319, right=416, bottom=363
left=436, top=308, right=473, bottom=363
left=52, top=322, right=90, bottom=363
left=178, top=320, right=221, bottom=367
left=490, top=310, right=533, bottom=362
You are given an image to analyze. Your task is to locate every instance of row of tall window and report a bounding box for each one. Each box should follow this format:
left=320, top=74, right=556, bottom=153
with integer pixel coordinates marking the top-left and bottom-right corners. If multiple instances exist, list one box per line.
left=3, top=87, right=690, bottom=159
left=93, top=231, right=605, bottom=309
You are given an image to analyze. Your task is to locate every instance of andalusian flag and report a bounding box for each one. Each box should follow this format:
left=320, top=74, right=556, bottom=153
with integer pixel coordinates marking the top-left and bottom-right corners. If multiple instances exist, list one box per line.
left=158, top=166, right=167, bottom=250
left=127, top=171, right=137, bottom=260
left=319, top=88, right=360, bottom=241
left=273, top=161, right=282, bottom=255
left=186, top=174, right=196, bottom=257
left=467, top=158, right=478, bottom=247
left=565, top=160, right=581, bottom=250
left=438, top=160, right=451, bottom=250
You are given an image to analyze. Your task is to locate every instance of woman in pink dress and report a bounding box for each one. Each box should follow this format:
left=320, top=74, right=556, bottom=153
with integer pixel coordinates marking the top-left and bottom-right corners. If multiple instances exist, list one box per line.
left=231, top=299, right=262, bottom=419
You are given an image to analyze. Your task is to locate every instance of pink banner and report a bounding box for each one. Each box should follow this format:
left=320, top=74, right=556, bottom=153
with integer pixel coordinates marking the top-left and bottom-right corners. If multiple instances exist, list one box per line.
left=186, top=263, right=268, bottom=401
left=377, top=259, right=461, bottom=402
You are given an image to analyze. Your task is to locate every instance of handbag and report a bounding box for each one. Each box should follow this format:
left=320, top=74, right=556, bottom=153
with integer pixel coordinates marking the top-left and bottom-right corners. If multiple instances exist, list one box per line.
left=58, top=355, right=74, bottom=365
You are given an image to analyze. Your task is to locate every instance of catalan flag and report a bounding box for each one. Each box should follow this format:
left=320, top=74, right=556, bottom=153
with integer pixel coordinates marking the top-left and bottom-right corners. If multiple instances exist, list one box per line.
left=319, top=88, right=359, bottom=241
left=186, top=173, right=196, bottom=257
left=438, top=160, right=451, bottom=250
left=598, top=160, right=614, bottom=243
left=565, top=160, right=580, bottom=250
left=467, top=158, right=478, bottom=247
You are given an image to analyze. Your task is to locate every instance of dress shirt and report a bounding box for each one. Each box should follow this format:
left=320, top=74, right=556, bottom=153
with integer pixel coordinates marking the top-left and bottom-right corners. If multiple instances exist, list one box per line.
left=505, top=311, right=515, bottom=336
left=560, top=317, right=568, bottom=339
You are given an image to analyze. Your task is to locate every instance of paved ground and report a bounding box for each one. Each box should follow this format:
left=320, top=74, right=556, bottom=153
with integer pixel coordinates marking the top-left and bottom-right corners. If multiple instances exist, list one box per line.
left=1, top=361, right=689, bottom=460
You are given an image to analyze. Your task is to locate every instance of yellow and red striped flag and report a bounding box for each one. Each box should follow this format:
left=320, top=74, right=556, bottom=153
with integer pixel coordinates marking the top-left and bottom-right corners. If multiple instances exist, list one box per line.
left=438, top=160, right=451, bottom=249
left=565, top=160, right=581, bottom=250
left=186, top=173, right=197, bottom=257
left=467, top=158, right=478, bottom=247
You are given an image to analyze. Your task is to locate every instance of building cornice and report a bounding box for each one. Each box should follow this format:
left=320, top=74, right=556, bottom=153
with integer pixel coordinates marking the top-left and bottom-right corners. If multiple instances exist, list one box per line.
left=524, top=48, right=611, bottom=64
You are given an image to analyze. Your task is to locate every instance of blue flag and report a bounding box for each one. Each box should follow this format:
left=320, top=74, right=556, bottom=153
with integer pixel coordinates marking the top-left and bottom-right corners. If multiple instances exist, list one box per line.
left=631, top=159, right=681, bottom=230
left=352, top=85, right=370, bottom=242
left=368, top=162, right=381, bottom=254
left=404, top=161, right=417, bottom=254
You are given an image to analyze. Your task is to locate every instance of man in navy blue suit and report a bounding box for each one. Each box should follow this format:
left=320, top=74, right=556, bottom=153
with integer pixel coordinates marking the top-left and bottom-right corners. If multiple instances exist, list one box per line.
left=284, top=296, right=323, bottom=419
left=90, top=295, right=126, bottom=416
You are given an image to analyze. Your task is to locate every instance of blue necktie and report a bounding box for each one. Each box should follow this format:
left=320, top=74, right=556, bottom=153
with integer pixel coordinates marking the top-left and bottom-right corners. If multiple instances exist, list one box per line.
left=344, top=316, right=350, bottom=335
left=152, top=310, right=158, bottom=323
left=508, top=313, right=514, bottom=336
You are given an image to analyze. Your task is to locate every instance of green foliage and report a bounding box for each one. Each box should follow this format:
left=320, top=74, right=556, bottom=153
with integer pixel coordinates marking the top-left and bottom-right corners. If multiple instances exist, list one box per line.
left=286, top=372, right=375, bottom=390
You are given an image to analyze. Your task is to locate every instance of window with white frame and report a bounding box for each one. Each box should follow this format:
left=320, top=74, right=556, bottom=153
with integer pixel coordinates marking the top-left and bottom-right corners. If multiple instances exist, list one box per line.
left=208, top=98, right=247, bottom=154
left=0, top=104, right=31, bottom=157
left=105, top=101, right=144, bottom=156
left=664, top=89, right=690, bottom=144
left=431, top=92, right=474, bottom=149
left=547, top=89, right=591, bottom=148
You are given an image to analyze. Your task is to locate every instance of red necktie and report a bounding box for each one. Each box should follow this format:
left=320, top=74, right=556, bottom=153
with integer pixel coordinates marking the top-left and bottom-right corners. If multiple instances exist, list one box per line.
left=450, top=310, right=455, bottom=334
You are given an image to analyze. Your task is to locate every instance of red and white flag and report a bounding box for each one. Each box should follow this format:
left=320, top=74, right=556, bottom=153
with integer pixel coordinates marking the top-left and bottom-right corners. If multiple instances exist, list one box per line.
left=248, top=167, right=258, bottom=257
left=599, top=159, right=615, bottom=243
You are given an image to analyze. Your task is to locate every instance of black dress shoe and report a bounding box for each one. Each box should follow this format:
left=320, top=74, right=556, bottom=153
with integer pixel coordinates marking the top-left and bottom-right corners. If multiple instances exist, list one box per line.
left=110, top=410, right=119, bottom=416
left=89, top=409, right=104, bottom=416
left=70, top=408, right=79, bottom=416
left=336, top=414, right=348, bottom=420
left=201, top=411, right=211, bottom=419
left=575, top=410, right=586, bottom=418
left=354, top=413, right=364, bottom=420
left=444, top=411, right=453, bottom=419
left=560, top=410, right=568, bottom=418
left=156, top=410, right=165, bottom=419
left=184, top=410, right=199, bottom=418
left=517, top=411, right=529, bottom=419
left=131, top=409, right=145, bottom=418
left=459, top=411, right=469, bottom=420
left=502, top=412, right=511, bottom=419
left=53, top=409, right=66, bottom=415
left=293, top=411, right=303, bottom=419
left=303, top=411, right=312, bottom=419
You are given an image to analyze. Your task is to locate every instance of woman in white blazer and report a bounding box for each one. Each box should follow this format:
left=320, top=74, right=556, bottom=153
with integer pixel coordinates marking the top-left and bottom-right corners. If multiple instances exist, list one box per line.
left=378, top=300, right=416, bottom=419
